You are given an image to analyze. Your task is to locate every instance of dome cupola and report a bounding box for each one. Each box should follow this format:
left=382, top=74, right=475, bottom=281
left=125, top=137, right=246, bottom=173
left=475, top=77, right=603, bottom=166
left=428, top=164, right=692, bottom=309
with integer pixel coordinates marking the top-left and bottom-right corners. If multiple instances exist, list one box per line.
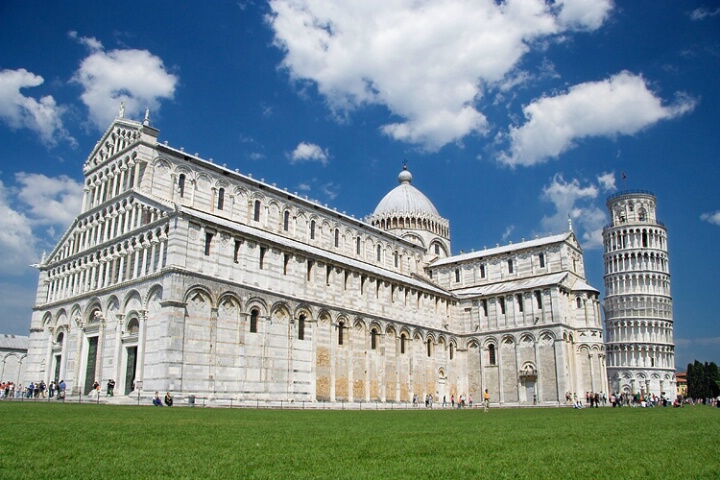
left=367, top=165, right=450, bottom=259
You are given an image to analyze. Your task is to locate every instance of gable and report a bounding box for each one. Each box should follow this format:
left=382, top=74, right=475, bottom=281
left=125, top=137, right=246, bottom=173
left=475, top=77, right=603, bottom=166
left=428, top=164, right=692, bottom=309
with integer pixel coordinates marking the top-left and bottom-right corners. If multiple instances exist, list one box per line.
left=43, top=191, right=174, bottom=268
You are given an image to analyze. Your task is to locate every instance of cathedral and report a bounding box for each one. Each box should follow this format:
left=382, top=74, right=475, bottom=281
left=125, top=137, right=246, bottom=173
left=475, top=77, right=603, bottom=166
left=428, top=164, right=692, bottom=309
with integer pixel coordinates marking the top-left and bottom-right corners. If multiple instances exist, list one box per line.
left=24, top=112, right=606, bottom=405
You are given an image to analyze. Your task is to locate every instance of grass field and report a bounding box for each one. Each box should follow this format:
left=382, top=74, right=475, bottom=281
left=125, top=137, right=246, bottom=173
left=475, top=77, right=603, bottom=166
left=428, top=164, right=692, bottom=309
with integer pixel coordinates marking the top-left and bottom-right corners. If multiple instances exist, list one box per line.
left=1, top=402, right=718, bottom=479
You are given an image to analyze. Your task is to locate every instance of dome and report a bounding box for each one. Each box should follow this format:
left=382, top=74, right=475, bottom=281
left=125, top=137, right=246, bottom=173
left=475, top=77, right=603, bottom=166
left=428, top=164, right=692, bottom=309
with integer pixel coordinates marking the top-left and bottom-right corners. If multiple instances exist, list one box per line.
left=372, top=166, right=440, bottom=217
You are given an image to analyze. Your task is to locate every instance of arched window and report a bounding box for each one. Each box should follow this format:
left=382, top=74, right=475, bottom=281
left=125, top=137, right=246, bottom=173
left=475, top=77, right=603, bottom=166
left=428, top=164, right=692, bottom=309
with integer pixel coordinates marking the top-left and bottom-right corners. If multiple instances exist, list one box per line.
left=338, top=321, right=345, bottom=345
left=455, top=268, right=460, bottom=282
left=310, top=220, right=316, bottom=240
left=283, top=211, right=290, bottom=231
left=488, top=344, right=496, bottom=365
left=400, top=333, right=407, bottom=354
left=127, top=318, right=140, bottom=334
left=217, top=187, right=225, bottom=210
left=56, top=331, right=64, bottom=344
left=298, top=314, right=305, bottom=341
left=538, top=253, right=545, bottom=268
left=576, top=297, right=583, bottom=309
left=450, top=343, right=455, bottom=360
left=334, top=228, right=339, bottom=248
left=250, top=309, right=259, bottom=333
left=253, top=200, right=261, bottom=222
left=178, top=174, right=186, bottom=198
left=508, top=259, right=514, bottom=274
left=427, top=338, right=432, bottom=357
left=356, top=237, right=361, bottom=255
left=377, top=244, right=382, bottom=262
left=371, top=328, right=378, bottom=350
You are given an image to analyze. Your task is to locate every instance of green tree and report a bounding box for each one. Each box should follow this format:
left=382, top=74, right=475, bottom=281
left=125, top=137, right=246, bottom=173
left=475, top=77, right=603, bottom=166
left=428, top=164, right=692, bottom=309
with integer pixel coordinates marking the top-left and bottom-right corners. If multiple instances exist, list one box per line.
left=705, top=362, right=720, bottom=398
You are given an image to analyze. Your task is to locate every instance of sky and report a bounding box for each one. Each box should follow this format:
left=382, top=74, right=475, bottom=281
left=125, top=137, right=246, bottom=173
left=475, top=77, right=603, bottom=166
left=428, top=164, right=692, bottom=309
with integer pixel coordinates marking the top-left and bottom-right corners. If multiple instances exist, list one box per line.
left=0, top=1, right=718, bottom=370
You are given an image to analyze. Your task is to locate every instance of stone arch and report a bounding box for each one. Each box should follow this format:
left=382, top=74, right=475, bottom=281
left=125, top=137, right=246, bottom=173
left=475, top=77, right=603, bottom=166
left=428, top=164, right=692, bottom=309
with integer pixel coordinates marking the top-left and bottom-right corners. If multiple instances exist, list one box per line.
left=123, top=290, right=143, bottom=314
left=292, top=304, right=314, bottom=321
left=145, top=285, right=164, bottom=313
left=184, top=286, right=214, bottom=316
left=42, top=312, right=54, bottom=329
left=317, top=309, right=332, bottom=327
left=85, top=300, right=103, bottom=324
left=270, top=302, right=292, bottom=323
left=125, top=316, right=141, bottom=334
left=353, top=317, right=367, bottom=330
left=245, top=296, right=269, bottom=315
left=183, top=284, right=214, bottom=304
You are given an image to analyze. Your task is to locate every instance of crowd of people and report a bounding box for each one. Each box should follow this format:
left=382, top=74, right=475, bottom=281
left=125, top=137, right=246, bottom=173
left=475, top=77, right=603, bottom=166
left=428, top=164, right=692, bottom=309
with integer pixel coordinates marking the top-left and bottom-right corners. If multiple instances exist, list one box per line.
left=0, top=380, right=68, bottom=399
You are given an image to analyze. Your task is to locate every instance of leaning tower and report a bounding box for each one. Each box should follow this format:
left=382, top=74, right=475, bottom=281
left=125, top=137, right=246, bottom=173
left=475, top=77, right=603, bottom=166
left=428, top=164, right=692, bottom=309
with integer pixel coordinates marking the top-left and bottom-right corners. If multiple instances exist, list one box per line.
left=603, top=190, right=676, bottom=400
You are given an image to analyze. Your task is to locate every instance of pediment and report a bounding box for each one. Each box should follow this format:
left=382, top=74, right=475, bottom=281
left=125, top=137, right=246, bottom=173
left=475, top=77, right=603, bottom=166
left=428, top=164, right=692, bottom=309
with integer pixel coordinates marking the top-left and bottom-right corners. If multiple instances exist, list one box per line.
left=83, top=117, right=159, bottom=175
left=43, top=191, right=173, bottom=267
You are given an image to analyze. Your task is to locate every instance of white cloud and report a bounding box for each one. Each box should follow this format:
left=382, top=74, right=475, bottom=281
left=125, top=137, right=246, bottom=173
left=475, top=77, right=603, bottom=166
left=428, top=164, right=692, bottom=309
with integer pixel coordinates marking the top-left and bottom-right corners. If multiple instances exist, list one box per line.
left=689, top=8, right=720, bottom=21
left=268, top=0, right=613, bottom=151
left=700, top=210, right=720, bottom=226
left=15, top=173, right=84, bottom=227
left=597, top=171, right=616, bottom=192
left=556, top=0, right=613, bottom=30
left=500, top=71, right=697, bottom=166
left=540, top=173, right=607, bottom=249
left=502, top=225, right=515, bottom=241
left=321, top=182, right=339, bottom=200
left=0, top=179, right=39, bottom=273
left=71, top=34, right=178, bottom=129
left=0, top=173, right=83, bottom=275
left=290, top=142, right=329, bottom=165
left=0, top=68, right=72, bottom=146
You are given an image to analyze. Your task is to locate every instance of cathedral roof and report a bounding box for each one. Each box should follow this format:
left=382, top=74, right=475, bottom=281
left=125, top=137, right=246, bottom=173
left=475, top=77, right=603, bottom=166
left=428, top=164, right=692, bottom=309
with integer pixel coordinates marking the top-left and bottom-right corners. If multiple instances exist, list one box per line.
left=431, top=232, right=576, bottom=267
left=372, top=166, right=440, bottom=217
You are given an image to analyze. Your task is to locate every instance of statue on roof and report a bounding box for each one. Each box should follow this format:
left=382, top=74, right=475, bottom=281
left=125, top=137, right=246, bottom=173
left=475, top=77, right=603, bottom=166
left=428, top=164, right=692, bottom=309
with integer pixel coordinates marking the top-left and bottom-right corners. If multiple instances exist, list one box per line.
left=119, top=101, right=125, bottom=118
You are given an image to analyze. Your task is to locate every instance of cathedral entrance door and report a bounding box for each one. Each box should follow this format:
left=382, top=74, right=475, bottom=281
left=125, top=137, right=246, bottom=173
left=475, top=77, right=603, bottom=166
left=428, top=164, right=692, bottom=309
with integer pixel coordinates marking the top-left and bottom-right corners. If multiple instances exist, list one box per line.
left=83, top=337, right=99, bottom=394
left=53, top=354, right=61, bottom=382
left=525, top=381, right=536, bottom=404
left=125, top=346, right=138, bottom=395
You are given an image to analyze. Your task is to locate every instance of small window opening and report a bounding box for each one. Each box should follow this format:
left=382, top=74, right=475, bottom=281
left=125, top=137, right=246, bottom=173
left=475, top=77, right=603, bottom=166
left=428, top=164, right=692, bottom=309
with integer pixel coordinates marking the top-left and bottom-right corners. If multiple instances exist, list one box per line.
left=250, top=309, right=258, bottom=333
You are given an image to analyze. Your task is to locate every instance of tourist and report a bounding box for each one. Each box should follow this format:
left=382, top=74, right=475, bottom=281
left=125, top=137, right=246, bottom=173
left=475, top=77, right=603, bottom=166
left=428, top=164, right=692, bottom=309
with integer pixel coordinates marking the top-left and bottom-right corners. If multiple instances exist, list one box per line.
left=107, top=379, right=115, bottom=396
left=49, top=381, right=55, bottom=398
left=451, top=394, right=455, bottom=408
left=153, top=391, right=163, bottom=406
left=90, top=382, right=100, bottom=400
left=164, top=392, right=173, bottom=407
left=483, top=389, right=490, bottom=413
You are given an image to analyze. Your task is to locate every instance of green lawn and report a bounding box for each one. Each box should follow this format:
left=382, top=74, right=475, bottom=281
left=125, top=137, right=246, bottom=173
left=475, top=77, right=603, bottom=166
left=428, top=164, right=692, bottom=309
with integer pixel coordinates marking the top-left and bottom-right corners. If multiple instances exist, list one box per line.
left=1, top=402, right=718, bottom=479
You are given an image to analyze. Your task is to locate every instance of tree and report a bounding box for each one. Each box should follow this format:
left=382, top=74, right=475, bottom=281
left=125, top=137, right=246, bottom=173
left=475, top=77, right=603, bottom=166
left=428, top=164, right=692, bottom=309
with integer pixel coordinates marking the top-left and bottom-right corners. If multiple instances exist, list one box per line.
left=706, top=362, right=720, bottom=398
left=686, top=360, right=720, bottom=400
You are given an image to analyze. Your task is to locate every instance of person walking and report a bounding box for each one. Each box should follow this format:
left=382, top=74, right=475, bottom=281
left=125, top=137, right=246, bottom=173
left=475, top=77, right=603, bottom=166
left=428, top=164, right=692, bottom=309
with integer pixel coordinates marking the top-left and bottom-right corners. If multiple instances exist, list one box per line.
left=483, top=389, right=490, bottom=413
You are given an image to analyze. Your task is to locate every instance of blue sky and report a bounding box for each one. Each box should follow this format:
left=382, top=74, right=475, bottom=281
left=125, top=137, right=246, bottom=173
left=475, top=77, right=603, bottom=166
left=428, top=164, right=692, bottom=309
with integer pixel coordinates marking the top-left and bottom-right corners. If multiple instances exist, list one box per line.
left=0, top=1, right=718, bottom=370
